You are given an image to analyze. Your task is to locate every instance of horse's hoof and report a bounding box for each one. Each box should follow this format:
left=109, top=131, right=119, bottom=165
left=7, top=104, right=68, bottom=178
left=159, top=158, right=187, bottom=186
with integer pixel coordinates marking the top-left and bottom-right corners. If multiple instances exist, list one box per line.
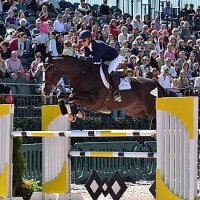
left=76, top=111, right=86, bottom=119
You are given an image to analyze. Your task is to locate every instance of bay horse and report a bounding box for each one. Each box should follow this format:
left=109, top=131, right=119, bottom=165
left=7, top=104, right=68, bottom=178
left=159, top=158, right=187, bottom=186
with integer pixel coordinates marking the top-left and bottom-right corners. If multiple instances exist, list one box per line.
left=42, top=56, right=168, bottom=120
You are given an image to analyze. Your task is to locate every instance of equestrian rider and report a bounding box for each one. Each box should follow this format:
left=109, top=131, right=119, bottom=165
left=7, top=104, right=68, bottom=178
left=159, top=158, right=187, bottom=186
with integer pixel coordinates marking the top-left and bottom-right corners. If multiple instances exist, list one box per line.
left=79, top=30, right=123, bottom=102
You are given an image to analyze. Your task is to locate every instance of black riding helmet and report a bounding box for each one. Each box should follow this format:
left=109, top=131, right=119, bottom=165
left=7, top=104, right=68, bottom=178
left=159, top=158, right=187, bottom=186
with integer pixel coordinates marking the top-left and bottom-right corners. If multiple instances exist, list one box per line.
left=79, top=30, right=92, bottom=40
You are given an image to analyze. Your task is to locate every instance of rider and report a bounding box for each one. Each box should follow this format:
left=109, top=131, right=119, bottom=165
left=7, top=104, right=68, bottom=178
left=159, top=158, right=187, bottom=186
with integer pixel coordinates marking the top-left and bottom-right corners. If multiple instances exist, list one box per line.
left=79, top=30, right=123, bottom=102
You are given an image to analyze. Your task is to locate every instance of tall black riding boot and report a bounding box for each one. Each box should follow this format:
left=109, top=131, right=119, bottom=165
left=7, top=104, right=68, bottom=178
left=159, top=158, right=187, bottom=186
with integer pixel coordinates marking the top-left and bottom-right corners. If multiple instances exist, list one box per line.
left=110, top=71, right=122, bottom=102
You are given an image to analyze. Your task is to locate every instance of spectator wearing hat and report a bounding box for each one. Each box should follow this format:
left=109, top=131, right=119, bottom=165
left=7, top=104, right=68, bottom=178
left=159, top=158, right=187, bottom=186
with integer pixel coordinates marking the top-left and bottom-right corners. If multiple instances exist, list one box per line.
left=164, top=43, right=176, bottom=63
left=147, top=21, right=157, bottom=34
left=149, top=50, right=159, bottom=71
left=155, top=36, right=165, bottom=53
left=135, top=35, right=143, bottom=47
left=99, top=0, right=110, bottom=19
left=109, top=19, right=118, bottom=39
left=156, top=50, right=165, bottom=71
left=128, top=54, right=138, bottom=70
left=143, top=41, right=151, bottom=58
left=132, top=14, right=144, bottom=32
left=120, top=40, right=128, bottom=56
left=158, top=65, right=171, bottom=87
left=140, top=56, right=152, bottom=74
left=125, top=17, right=133, bottom=34
left=140, top=25, right=149, bottom=41
left=143, top=14, right=150, bottom=28
left=137, top=48, right=145, bottom=65
left=118, top=26, right=128, bottom=46
left=161, top=58, right=177, bottom=81
left=131, top=41, right=139, bottom=56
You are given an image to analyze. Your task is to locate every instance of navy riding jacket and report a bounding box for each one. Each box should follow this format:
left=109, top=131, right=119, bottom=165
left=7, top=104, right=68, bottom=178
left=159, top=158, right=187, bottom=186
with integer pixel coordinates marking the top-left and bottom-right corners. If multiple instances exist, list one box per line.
left=84, top=40, right=119, bottom=63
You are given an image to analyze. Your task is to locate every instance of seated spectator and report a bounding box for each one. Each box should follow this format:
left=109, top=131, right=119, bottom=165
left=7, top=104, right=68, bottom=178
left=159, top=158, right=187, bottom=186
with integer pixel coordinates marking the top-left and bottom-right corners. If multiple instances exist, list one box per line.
left=137, top=47, right=145, bottom=65
left=63, top=7, right=70, bottom=22
left=192, top=62, right=200, bottom=77
left=161, top=57, right=177, bottom=81
left=147, top=21, right=157, bottom=34
left=127, top=34, right=134, bottom=49
left=156, top=50, right=165, bottom=71
left=85, top=9, right=92, bottom=25
left=132, top=14, right=144, bottom=32
left=193, top=8, right=200, bottom=32
left=131, top=41, right=139, bottom=56
left=194, top=74, right=200, bottom=89
left=0, top=53, right=6, bottom=79
left=5, top=50, right=30, bottom=80
left=155, top=36, right=165, bottom=53
left=154, top=16, right=161, bottom=30
left=164, top=43, right=176, bottom=63
left=176, top=39, right=185, bottom=52
left=128, top=54, right=138, bottom=69
left=79, top=46, right=85, bottom=56
left=99, top=0, right=110, bottom=19
left=3, top=0, right=16, bottom=12
left=87, top=17, right=96, bottom=32
left=62, top=40, right=73, bottom=56
left=134, top=66, right=143, bottom=77
left=42, top=0, right=55, bottom=13
left=16, top=10, right=28, bottom=27
left=109, top=19, right=118, bottom=39
left=48, top=31, right=58, bottom=56
left=179, top=21, right=192, bottom=43
left=171, top=78, right=179, bottom=93
left=149, top=50, right=159, bottom=71
left=17, top=18, right=31, bottom=39
left=185, top=40, right=194, bottom=58
left=124, top=48, right=131, bottom=63
left=78, top=0, right=90, bottom=15
left=118, top=26, right=128, bottom=46
left=180, top=4, right=189, bottom=21
left=174, top=61, right=180, bottom=77
left=120, top=40, right=128, bottom=56
left=152, top=68, right=159, bottom=80
left=30, top=52, right=42, bottom=78
left=158, top=66, right=171, bottom=89
left=143, top=14, right=150, bottom=28
left=56, top=33, right=64, bottom=55
left=143, top=41, right=151, bottom=58
left=125, top=68, right=134, bottom=78
left=116, top=19, right=125, bottom=34
left=9, top=32, right=27, bottom=59
left=5, top=9, right=18, bottom=29
left=132, top=27, right=140, bottom=38
left=125, top=17, right=133, bottom=34
left=187, top=52, right=196, bottom=70
left=58, top=0, right=71, bottom=11
left=177, top=69, right=189, bottom=96
left=24, top=0, right=37, bottom=11
left=151, top=30, right=158, bottom=44
left=140, top=56, right=152, bottom=74
left=95, top=30, right=104, bottom=41
left=181, top=62, right=192, bottom=81
left=39, top=11, right=49, bottom=23
left=64, top=15, right=75, bottom=33
left=16, top=0, right=26, bottom=11
left=143, top=64, right=153, bottom=79
left=102, top=24, right=110, bottom=41
left=177, top=51, right=186, bottom=70
left=140, top=25, right=149, bottom=41
left=73, top=9, right=81, bottom=25
left=1, top=41, right=12, bottom=59
left=54, top=14, right=65, bottom=33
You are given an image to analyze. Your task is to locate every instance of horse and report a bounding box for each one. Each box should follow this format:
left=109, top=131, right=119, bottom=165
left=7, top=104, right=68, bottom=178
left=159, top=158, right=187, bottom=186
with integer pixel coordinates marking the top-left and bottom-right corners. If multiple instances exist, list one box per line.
left=42, top=56, right=168, bottom=121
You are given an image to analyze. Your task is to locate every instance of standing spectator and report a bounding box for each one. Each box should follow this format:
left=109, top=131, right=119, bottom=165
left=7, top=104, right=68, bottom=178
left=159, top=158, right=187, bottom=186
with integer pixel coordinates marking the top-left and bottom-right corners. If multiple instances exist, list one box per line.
left=48, top=31, right=58, bottom=56
left=180, top=3, right=189, bottom=21
left=54, top=14, right=65, bottom=33
left=163, top=1, right=173, bottom=18
left=109, top=19, right=118, bottom=39
left=5, top=50, right=30, bottom=80
left=132, top=14, right=144, bottom=32
left=5, top=9, right=18, bottom=29
left=98, top=0, right=110, bottom=19
left=188, top=3, right=195, bottom=16
left=78, top=0, right=90, bottom=15
left=143, top=14, right=150, bottom=28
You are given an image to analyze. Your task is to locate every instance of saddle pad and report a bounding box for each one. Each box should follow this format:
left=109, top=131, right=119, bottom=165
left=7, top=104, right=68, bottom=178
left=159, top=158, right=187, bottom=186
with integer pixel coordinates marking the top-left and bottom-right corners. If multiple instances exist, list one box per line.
left=119, top=78, right=132, bottom=90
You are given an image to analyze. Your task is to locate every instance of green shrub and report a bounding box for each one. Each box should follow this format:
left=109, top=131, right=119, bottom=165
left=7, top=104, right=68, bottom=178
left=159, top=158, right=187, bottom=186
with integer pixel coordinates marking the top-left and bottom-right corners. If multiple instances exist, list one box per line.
left=16, top=179, right=41, bottom=200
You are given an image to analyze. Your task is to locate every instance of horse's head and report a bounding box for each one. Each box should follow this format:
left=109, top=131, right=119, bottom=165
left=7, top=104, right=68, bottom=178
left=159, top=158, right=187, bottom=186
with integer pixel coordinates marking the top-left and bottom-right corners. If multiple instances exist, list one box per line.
left=41, top=62, right=60, bottom=98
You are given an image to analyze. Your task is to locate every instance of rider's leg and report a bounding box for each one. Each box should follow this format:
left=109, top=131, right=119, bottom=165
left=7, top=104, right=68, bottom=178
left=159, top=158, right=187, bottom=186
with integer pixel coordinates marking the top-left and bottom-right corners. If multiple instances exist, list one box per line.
left=108, top=55, right=123, bottom=102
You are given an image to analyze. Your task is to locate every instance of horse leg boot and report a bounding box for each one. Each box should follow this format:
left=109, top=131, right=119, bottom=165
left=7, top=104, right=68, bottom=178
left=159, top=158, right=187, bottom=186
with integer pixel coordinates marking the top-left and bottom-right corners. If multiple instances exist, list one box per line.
left=110, top=71, right=122, bottom=102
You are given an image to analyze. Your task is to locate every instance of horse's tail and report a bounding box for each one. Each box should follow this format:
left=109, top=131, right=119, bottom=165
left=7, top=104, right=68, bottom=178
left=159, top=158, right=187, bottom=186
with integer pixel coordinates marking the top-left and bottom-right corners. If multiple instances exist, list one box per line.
left=154, top=80, right=169, bottom=97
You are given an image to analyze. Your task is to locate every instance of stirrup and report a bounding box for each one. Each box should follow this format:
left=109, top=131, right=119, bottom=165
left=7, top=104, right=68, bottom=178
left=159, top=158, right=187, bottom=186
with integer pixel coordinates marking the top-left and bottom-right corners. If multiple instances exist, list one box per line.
left=113, top=91, right=122, bottom=102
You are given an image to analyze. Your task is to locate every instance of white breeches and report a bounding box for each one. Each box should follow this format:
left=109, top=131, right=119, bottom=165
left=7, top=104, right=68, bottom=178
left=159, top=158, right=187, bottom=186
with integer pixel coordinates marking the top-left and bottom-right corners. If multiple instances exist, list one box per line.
left=108, top=55, right=124, bottom=74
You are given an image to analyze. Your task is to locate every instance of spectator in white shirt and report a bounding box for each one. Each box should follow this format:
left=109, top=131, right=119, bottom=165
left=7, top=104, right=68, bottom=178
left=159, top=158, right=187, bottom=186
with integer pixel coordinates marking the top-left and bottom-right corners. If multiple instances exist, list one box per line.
left=132, top=14, right=144, bottom=32
left=158, top=66, right=171, bottom=89
left=48, top=31, right=58, bottom=56
left=53, top=14, right=65, bottom=33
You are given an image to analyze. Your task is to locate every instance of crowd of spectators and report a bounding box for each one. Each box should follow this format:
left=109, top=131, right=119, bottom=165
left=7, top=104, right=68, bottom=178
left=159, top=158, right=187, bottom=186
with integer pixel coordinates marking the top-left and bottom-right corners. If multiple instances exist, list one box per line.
left=0, top=0, right=200, bottom=96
